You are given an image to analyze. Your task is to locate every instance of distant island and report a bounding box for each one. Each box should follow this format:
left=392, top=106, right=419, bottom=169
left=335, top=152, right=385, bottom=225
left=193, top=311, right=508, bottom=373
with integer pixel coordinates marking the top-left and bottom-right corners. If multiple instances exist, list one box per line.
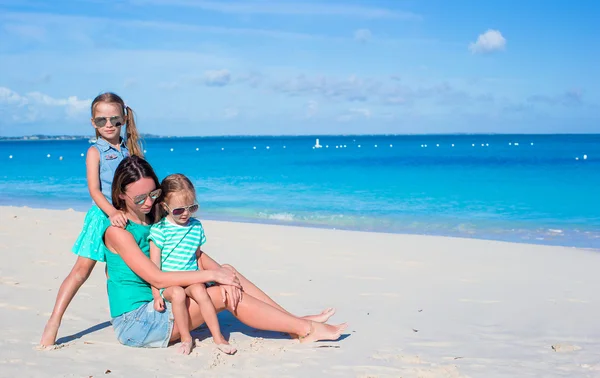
left=0, top=134, right=165, bottom=141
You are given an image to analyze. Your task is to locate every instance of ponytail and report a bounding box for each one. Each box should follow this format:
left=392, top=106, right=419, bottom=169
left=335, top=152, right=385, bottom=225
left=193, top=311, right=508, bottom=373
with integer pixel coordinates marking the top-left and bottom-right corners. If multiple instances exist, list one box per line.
left=124, top=106, right=144, bottom=158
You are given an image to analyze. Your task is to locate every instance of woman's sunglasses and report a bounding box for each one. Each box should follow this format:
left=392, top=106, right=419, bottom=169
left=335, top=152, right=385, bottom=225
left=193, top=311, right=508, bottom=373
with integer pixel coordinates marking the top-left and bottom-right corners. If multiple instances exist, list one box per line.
left=166, top=203, right=199, bottom=217
left=127, top=189, right=162, bottom=205
left=94, top=115, right=125, bottom=128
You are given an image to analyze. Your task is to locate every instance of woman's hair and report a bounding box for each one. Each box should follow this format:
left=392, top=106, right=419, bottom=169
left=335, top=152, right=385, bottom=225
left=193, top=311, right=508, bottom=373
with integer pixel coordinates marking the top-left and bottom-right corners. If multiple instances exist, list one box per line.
left=156, top=173, right=196, bottom=219
left=91, top=92, right=144, bottom=158
left=111, top=156, right=161, bottom=222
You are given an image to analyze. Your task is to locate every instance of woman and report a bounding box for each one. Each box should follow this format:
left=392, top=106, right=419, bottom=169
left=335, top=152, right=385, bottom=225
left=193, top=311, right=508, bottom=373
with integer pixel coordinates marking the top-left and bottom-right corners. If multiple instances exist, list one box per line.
left=103, top=156, right=346, bottom=348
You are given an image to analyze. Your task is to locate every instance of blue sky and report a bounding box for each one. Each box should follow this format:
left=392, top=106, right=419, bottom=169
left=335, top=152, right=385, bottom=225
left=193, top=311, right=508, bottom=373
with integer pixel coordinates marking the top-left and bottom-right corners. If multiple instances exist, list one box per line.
left=0, top=0, right=598, bottom=136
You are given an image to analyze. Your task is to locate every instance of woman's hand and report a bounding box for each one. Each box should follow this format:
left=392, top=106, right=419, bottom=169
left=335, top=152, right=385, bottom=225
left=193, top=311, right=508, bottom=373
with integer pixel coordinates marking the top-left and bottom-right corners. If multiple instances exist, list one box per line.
left=153, top=296, right=165, bottom=312
left=220, top=284, right=243, bottom=312
left=109, top=210, right=128, bottom=228
left=212, top=267, right=241, bottom=288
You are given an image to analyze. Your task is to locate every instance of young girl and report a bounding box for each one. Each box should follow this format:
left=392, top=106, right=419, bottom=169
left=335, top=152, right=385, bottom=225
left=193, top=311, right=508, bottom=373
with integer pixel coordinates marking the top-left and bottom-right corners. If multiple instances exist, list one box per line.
left=39, top=92, right=145, bottom=347
left=149, top=174, right=236, bottom=355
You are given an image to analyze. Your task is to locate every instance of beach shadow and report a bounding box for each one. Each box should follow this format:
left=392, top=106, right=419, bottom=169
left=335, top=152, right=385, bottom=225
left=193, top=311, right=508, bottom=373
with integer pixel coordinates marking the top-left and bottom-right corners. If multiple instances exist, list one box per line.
left=55, top=321, right=112, bottom=345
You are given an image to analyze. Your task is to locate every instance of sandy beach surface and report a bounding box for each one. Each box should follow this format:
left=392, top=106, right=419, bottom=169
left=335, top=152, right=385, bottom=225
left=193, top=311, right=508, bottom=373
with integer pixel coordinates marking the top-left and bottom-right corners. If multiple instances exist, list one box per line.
left=0, top=206, right=598, bottom=377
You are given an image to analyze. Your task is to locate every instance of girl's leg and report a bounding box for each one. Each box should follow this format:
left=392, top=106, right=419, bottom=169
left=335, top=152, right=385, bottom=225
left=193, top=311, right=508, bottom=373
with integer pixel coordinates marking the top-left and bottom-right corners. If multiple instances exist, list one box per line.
left=171, top=287, right=346, bottom=344
left=163, top=286, right=194, bottom=355
left=40, top=256, right=96, bottom=347
left=185, top=283, right=236, bottom=354
left=199, top=253, right=335, bottom=323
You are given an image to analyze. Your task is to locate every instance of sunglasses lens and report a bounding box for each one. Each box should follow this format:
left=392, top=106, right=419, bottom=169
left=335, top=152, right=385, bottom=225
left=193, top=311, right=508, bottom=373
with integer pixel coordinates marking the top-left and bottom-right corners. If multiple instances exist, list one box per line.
left=133, top=195, right=146, bottom=205
left=172, top=208, right=185, bottom=216
left=94, top=117, right=107, bottom=127
left=189, top=204, right=199, bottom=213
left=111, top=116, right=124, bottom=127
left=150, top=189, right=162, bottom=199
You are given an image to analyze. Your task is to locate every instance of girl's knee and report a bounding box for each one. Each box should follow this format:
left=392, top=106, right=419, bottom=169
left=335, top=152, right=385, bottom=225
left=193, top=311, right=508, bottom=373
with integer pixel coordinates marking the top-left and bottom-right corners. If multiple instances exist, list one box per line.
left=188, top=284, right=209, bottom=299
left=166, top=286, right=186, bottom=303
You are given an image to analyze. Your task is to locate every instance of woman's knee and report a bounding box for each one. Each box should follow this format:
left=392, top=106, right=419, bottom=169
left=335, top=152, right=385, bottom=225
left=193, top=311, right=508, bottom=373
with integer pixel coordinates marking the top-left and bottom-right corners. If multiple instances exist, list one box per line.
left=221, top=264, right=238, bottom=274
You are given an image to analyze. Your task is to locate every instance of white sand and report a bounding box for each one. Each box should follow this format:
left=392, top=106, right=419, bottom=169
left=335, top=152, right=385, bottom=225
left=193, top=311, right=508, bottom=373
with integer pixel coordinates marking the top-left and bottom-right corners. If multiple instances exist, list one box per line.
left=0, top=206, right=599, bottom=377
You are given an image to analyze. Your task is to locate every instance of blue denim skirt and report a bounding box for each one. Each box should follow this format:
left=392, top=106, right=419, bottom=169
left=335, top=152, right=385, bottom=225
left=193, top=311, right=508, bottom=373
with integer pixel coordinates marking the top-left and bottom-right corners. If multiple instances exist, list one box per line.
left=112, top=301, right=174, bottom=348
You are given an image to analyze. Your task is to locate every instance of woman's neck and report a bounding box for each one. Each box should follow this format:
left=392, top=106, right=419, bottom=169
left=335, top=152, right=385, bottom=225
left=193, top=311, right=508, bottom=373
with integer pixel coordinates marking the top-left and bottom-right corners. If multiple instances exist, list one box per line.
left=126, top=209, right=150, bottom=225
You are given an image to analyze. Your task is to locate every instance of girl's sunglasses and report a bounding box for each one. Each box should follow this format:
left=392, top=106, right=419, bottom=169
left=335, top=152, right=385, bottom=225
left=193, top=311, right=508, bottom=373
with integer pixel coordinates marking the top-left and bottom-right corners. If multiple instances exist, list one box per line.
left=166, top=203, right=199, bottom=217
left=127, top=189, right=162, bottom=205
left=94, top=115, right=125, bottom=128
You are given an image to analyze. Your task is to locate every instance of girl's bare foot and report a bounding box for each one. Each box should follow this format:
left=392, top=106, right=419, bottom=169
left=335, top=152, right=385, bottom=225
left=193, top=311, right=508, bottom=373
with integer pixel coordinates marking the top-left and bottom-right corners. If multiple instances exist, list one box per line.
left=302, top=308, right=336, bottom=323
left=178, top=340, right=193, bottom=355
left=39, top=318, right=60, bottom=347
left=298, top=321, right=347, bottom=343
left=214, top=336, right=237, bottom=355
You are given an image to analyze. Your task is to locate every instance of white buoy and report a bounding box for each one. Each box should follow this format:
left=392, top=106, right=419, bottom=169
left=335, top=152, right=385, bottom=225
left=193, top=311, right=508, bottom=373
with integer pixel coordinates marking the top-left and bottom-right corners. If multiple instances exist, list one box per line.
left=481, top=144, right=484, bottom=147
left=312, top=146, right=315, bottom=149
left=451, top=144, right=455, bottom=147
left=59, top=156, right=63, bottom=160
left=80, top=153, right=84, bottom=157
left=266, top=146, right=270, bottom=149
left=143, top=149, right=147, bottom=154
left=221, top=148, right=224, bottom=151
left=196, top=148, right=199, bottom=151
left=343, top=144, right=347, bottom=148
left=424, top=144, right=428, bottom=148
left=390, top=144, right=393, bottom=147
left=335, top=146, right=339, bottom=149
left=253, top=146, right=256, bottom=150
left=576, top=157, right=579, bottom=160
left=530, top=142, right=534, bottom=146
left=420, top=144, right=424, bottom=147
left=436, top=144, right=440, bottom=147
left=9, top=155, right=13, bottom=159
left=583, top=154, right=588, bottom=160
left=374, top=144, right=378, bottom=148
left=509, top=142, right=512, bottom=146
left=357, top=145, right=361, bottom=148
left=472, top=144, right=475, bottom=147
left=47, top=154, right=51, bottom=158
left=485, top=143, right=489, bottom=147
left=326, top=145, right=329, bottom=148
left=514, top=142, right=519, bottom=146
left=170, top=148, right=174, bottom=152
left=283, top=146, right=286, bottom=149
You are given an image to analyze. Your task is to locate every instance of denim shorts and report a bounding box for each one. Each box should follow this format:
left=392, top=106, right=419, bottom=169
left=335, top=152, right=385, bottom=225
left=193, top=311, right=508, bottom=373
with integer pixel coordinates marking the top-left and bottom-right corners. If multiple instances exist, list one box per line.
left=111, top=301, right=174, bottom=348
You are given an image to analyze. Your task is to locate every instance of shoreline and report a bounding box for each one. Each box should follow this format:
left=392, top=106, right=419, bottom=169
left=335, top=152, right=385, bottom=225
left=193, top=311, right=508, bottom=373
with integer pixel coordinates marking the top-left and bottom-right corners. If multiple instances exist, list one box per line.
left=1, top=205, right=599, bottom=377
left=3, top=204, right=597, bottom=251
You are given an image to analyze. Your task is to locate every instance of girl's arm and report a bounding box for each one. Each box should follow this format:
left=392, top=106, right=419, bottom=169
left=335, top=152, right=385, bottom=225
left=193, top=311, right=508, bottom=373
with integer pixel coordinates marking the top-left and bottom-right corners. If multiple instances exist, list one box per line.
left=86, top=147, right=127, bottom=227
left=105, top=227, right=240, bottom=289
left=149, top=241, right=165, bottom=311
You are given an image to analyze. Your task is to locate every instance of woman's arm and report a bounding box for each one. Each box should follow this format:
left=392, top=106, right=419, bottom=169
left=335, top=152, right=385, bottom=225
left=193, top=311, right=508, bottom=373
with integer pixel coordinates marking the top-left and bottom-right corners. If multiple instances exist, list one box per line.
left=105, top=227, right=240, bottom=289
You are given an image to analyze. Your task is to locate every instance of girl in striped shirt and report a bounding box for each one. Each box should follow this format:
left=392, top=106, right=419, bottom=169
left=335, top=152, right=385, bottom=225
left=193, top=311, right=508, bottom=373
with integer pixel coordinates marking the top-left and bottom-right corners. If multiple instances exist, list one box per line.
left=149, top=174, right=236, bottom=355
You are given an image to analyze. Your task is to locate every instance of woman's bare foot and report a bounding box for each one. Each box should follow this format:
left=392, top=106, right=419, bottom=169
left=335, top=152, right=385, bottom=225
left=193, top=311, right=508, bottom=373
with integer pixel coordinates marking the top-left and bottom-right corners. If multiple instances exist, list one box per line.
left=178, top=339, right=194, bottom=355
left=302, top=308, right=336, bottom=323
left=39, top=318, right=60, bottom=348
left=298, top=321, right=348, bottom=343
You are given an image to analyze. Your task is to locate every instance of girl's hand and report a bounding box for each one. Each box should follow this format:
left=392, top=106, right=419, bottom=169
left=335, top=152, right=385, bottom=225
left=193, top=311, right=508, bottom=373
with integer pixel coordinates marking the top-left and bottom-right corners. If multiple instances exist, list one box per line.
left=153, top=296, right=165, bottom=312
left=213, top=267, right=241, bottom=288
left=109, top=211, right=128, bottom=228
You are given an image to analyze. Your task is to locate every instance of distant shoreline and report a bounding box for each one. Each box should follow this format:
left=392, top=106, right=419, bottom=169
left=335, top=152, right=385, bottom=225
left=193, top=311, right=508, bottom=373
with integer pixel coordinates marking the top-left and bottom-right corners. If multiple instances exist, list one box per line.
left=1, top=132, right=598, bottom=141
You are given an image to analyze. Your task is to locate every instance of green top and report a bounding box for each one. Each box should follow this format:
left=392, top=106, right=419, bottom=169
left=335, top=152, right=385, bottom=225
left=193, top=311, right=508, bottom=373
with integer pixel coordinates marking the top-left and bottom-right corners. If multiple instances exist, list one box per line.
left=104, top=221, right=154, bottom=318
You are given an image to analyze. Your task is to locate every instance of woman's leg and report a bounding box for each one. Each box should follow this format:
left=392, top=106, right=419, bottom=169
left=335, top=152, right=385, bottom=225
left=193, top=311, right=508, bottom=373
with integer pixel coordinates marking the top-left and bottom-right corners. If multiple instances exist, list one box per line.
left=163, top=286, right=194, bottom=355
left=40, top=256, right=96, bottom=346
left=171, top=286, right=346, bottom=344
left=198, top=254, right=336, bottom=323
left=185, top=283, right=236, bottom=354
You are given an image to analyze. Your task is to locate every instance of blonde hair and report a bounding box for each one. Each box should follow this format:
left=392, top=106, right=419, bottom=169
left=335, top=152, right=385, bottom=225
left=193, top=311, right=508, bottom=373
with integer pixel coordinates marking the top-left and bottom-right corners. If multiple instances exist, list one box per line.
left=157, top=173, right=196, bottom=219
left=91, top=92, right=144, bottom=158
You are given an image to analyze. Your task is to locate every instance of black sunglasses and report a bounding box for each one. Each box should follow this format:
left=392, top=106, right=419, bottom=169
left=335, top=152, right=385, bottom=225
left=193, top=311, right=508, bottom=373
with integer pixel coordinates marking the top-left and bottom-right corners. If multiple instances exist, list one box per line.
left=94, top=115, right=125, bottom=128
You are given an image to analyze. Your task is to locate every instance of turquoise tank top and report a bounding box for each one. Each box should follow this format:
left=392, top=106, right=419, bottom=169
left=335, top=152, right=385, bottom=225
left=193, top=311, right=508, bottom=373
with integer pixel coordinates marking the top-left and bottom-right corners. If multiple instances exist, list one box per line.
left=104, top=221, right=154, bottom=318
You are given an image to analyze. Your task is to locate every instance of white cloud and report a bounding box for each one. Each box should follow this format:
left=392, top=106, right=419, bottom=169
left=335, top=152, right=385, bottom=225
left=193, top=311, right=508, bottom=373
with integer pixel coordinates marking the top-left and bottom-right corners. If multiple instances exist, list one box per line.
left=0, top=87, right=91, bottom=122
left=354, top=28, right=372, bottom=43
left=305, top=100, right=318, bottom=118
left=469, top=29, right=506, bottom=54
left=204, top=69, right=231, bottom=86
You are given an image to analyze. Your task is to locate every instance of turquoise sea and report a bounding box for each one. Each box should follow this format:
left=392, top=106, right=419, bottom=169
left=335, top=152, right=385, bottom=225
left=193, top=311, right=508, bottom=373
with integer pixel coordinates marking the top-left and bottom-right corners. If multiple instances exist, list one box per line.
left=1, top=134, right=598, bottom=249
